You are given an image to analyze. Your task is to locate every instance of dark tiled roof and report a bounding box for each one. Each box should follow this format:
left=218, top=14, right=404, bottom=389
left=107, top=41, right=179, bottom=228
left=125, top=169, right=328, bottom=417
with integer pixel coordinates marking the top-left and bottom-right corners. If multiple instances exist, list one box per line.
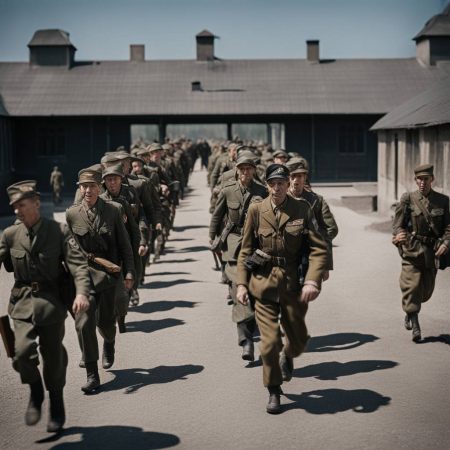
left=0, top=58, right=449, bottom=116
left=414, top=7, right=450, bottom=40
left=28, top=29, right=75, bottom=47
left=371, top=77, right=450, bottom=130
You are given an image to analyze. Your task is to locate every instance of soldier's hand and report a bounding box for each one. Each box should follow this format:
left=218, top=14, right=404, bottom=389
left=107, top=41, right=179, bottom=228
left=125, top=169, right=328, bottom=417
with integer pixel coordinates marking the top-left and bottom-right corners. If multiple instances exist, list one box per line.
left=138, top=245, right=148, bottom=256
left=236, top=285, right=249, bottom=305
left=155, top=223, right=162, bottom=231
left=435, top=243, right=448, bottom=257
left=300, top=284, right=320, bottom=304
left=72, top=294, right=89, bottom=314
left=124, top=278, right=134, bottom=290
left=393, top=231, right=407, bottom=245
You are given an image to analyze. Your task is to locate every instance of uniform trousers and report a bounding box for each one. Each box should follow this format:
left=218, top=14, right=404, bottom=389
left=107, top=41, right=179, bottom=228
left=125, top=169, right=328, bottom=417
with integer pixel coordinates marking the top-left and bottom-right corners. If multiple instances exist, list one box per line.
left=114, top=273, right=129, bottom=317
left=13, top=318, right=67, bottom=390
left=400, top=261, right=437, bottom=314
left=76, top=286, right=116, bottom=364
left=255, top=292, right=308, bottom=387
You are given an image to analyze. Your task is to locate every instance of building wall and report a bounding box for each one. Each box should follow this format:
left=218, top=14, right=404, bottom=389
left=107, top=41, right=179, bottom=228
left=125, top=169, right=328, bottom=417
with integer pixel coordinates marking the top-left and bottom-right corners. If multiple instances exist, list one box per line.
left=0, top=116, right=13, bottom=214
left=377, top=124, right=450, bottom=215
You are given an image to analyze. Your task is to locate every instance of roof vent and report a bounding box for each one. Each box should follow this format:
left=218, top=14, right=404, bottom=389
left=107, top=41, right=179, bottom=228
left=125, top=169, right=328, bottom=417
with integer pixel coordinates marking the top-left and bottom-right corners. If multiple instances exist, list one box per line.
left=130, top=45, right=145, bottom=62
left=196, top=30, right=216, bottom=61
left=191, top=81, right=203, bottom=91
left=306, top=40, right=320, bottom=62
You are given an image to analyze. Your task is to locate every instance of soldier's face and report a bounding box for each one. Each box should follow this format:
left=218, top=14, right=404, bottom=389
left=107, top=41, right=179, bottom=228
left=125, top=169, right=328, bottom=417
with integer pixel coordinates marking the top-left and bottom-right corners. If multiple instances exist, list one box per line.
left=237, top=164, right=255, bottom=185
left=104, top=175, right=122, bottom=196
left=289, top=173, right=307, bottom=196
left=150, top=150, right=161, bottom=164
left=80, top=182, right=100, bottom=206
left=274, top=156, right=287, bottom=165
left=415, top=175, right=433, bottom=195
left=267, top=179, right=289, bottom=205
left=13, top=197, right=40, bottom=227
left=122, top=159, right=131, bottom=175
left=132, top=161, right=143, bottom=175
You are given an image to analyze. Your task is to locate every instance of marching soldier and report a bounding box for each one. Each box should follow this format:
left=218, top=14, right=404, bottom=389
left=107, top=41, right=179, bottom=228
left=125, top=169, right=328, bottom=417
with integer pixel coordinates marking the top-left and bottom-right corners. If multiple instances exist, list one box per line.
left=209, top=154, right=267, bottom=361
left=66, top=169, right=135, bottom=393
left=236, top=164, right=327, bottom=414
left=392, top=164, right=450, bottom=341
left=50, top=166, right=64, bottom=205
left=0, top=180, right=90, bottom=432
left=272, top=150, right=289, bottom=165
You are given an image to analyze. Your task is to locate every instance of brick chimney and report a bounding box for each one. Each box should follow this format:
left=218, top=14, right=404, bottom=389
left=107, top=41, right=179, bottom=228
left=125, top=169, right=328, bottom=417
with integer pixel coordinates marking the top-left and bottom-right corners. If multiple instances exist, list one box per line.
left=196, top=30, right=215, bottom=61
left=130, top=45, right=145, bottom=62
left=306, top=40, right=320, bottom=62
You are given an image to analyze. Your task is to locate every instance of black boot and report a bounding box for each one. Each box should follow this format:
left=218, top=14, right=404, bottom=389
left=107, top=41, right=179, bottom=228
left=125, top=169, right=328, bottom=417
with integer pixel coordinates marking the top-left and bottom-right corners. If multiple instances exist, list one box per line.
left=117, top=316, right=126, bottom=334
left=81, top=362, right=100, bottom=394
left=102, top=341, right=115, bottom=369
left=47, top=390, right=65, bottom=433
left=404, top=314, right=412, bottom=330
left=242, top=339, right=255, bottom=361
left=410, top=313, right=421, bottom=342
left=266, top=386, right=282, bottom=414
left=25, top=378, right=44, bottom=426
left=280, top=351, right=294, bottom=382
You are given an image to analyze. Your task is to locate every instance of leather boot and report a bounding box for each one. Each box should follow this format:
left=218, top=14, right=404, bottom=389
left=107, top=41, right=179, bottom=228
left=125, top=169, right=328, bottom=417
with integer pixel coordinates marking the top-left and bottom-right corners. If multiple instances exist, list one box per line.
left=47, top=390, right=65, bottom=433
left=404, top=314, right=412, bottom=330
left=266, top=386, right=282, bottom=414
left=81, top=362, right=100, bottom=394
left=280, top=351, right=294, bottom=382
left=118, top=316, right=126, bottom=334
left=102, top=341, right=115, bottom=369
left=25, top=378, right=44, bottom=426
left=242, top=339, right=255, bottom=361
left=410, top=313, right=421, bottom=342
left=130, top=289, right=140, bottom=306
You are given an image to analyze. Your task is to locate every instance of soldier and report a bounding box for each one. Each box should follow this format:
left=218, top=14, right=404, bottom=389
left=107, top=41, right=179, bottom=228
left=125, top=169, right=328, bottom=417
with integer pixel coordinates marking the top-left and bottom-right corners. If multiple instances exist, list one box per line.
left=392, top=164, right=450, bottom=342
left=210, top=143, right=238, bottom=189
left=0, top=180, right=90, bottom=432
left=66, top=169, right=135, bottom=393
left=209, top=154, right=267, bottom=361
left=286, top=157, right=338, bottom=278
left=272, top=150, right=289, bottom=165
left=50, top=166, right=64, bottom=205
left=236, top=164, right=327, bottom=414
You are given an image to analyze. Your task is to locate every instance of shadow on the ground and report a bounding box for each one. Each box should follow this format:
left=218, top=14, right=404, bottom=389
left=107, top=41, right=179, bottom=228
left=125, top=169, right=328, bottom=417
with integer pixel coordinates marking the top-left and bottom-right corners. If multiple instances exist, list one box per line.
left=173, top=225, right=208, bottom=232
left=173, top=246, right=210, bottom=253
left=154, top=258, right=197, bottom=264
left=39, top=425, right=179, bottom=449
left=306, top=333, right=379, bottom=352
left=125, top=318, right=185, bottom=334
left=283, top=388, right=391, bottom=414
left=165, top=238, right=193, bottom=242
left=101, top=364, right=204, bottom=393
left=420, top=334, right=450, bottom=345
left=294, top=360, right=398, bottom=380
left=133, top=300, right=197, bottom=314
left=148, top=271, right=190, bottom=276
left=141, top=279, right=200, bottom=289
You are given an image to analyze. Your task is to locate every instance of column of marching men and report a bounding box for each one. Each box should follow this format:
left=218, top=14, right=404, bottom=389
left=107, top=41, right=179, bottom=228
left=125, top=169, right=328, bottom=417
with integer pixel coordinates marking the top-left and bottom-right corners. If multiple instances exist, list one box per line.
left=0, top=138, right=194, bottom=433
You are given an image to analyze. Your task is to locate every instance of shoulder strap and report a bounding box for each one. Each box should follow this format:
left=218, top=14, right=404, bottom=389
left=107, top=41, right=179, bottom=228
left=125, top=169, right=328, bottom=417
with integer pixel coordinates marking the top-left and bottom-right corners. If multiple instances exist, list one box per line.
left=410, top=192, right=441, bottom=237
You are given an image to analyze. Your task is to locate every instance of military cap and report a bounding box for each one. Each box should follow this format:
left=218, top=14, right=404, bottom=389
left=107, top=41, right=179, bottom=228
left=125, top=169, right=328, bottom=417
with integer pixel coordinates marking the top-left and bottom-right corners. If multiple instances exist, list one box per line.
left=130, top=155, right=145, bottom=165
left=136, top=148, right=150, bottom=157
left=236, top=155, right=257, bottom=168
left=7, top=180, right=40, bottom=205
left=414, top=164, right=434, bottom=177
left=102, top=163, right=124, bottom=179
left=148, top=143, right=163, bottom=153
left=286, top=157, right=309, bottom=174
left=265, top=163, right=290, bottom=182
left=273, top=149, right=289, bottom=159
left=101, top=154, right=121, bottom=164
left=77, top=168, right=102, bottom=185
left=162, top=144, right=172, bottom=151
left=261, top=153, right=274, bottom=163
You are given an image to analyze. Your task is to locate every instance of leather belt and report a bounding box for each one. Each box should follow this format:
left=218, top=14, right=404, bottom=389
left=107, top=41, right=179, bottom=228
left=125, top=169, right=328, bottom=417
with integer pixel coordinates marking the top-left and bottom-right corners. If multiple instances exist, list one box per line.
left=412, top=233, right=436, bottom=246
left=270, top=256, right=286, bottom=268
left=15, top=280, right=57, bottom=293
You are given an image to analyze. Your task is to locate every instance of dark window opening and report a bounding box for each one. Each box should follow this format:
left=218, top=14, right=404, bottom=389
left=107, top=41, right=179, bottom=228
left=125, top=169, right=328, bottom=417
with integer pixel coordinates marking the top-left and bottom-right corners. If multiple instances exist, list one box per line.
left=338, top=125, right=365, bottom=154
left=37, top=127, right=66, bottom=156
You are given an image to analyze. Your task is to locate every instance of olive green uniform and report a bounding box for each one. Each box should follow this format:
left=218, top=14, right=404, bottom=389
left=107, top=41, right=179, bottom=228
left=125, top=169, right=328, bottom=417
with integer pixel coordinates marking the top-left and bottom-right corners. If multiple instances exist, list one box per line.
left=237, top=196, right=327, bottom=387
left=393, top=190, right=450, bottom=313
left=0, top=218, right=90, bottom=390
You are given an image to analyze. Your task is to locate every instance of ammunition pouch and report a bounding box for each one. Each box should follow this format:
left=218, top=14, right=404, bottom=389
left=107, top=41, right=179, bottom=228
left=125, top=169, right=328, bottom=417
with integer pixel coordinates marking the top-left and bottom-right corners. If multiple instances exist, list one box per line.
left=244, top=249, right=272, bottom=272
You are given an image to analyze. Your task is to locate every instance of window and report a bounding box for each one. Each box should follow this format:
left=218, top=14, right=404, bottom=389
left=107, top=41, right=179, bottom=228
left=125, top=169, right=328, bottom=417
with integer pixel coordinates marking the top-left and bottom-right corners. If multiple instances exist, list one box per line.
left=37, top=127, right=66, bottom=156
left=338, top=124, right=365, bottom=154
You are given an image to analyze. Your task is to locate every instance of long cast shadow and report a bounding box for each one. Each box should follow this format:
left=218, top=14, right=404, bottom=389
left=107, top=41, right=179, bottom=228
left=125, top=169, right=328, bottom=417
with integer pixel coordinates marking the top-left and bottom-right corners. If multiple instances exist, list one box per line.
left=142, top=279, right=200, bottom=289
left=175, top=246, right=210, bottom=253
left=306, top=333, right=379, bottom=352
left=149, top=272, right=190, bottom=276
left=166, top=238, right=193, bottom=242
left=283, top=388, right=391, bottom=414
left=156, top=258, right=197, bottom=264
left=43, top=425, right=179, bottom=449
left=294, top=360, right=398, bottom=380
left=419, top=334, right=450, bottom=345
left=126, top=318, right=185, bottom=334
left=173, top=225, right=208, bottom=232
left=133, top=300, right=197, bottom=314
left=101, top=364, right=205, bottom=393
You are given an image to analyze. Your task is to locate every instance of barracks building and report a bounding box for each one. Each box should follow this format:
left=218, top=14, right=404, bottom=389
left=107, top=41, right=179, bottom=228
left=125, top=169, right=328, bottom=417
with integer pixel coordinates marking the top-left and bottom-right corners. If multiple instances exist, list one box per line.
left=0, top=6, right=450, bottom=214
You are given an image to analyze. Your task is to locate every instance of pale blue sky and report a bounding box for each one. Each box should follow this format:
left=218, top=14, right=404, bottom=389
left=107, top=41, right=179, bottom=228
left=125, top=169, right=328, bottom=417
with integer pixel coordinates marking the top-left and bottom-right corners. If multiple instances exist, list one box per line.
left=0, top=0, right=447, bottom=61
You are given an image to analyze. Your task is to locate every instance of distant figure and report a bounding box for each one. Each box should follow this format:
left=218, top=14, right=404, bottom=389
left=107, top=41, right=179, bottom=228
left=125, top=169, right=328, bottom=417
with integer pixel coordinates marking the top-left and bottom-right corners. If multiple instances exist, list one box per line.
left=50, top=166, right=64, bottom=204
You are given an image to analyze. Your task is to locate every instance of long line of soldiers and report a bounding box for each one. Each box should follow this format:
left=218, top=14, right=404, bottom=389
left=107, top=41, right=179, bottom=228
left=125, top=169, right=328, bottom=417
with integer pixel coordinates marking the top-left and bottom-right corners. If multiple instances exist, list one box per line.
left=208, top=141, right=339, bottom=413
left=0, top=139, right=194, bottom=433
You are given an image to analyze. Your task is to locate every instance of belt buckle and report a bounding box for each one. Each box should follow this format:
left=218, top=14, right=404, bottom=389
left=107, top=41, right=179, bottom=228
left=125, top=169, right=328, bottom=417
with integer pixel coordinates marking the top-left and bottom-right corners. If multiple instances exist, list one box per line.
left=31, top=282, right=39, bottom=293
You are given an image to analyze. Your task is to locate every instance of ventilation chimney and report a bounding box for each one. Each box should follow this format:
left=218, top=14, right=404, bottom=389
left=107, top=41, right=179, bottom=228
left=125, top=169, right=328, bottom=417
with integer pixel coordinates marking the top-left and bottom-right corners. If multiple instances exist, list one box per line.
left=191, top=81, right=203, bottom=91
left=196, top=30, right=215, bottom=61
left=130, top=45, right=145, bottom=62
left=306, top=40, right=320, bottom=62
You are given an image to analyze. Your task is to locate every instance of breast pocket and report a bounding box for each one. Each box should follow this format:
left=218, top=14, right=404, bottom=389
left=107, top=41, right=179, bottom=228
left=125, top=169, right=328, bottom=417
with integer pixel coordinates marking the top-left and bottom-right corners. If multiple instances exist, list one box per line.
left=258, top=227, right=273, bottom=250
left=10, top=248, right=28, bottom=279
left=71, top=225, right=89, bottom=237
left=227, top=201, right=241, bottom=224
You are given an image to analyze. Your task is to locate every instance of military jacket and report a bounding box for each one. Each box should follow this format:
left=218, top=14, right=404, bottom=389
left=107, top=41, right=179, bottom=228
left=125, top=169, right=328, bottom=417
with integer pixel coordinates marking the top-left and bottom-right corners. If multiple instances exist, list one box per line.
left=211, top=156, right=236, bottom=189
left=0, top=218, right=90, bottom=325
left=393, top=189, right=450, bottom=268
left=236, top=195, right=328, bottom=301
left=66, top=197, right=135, bottom=292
